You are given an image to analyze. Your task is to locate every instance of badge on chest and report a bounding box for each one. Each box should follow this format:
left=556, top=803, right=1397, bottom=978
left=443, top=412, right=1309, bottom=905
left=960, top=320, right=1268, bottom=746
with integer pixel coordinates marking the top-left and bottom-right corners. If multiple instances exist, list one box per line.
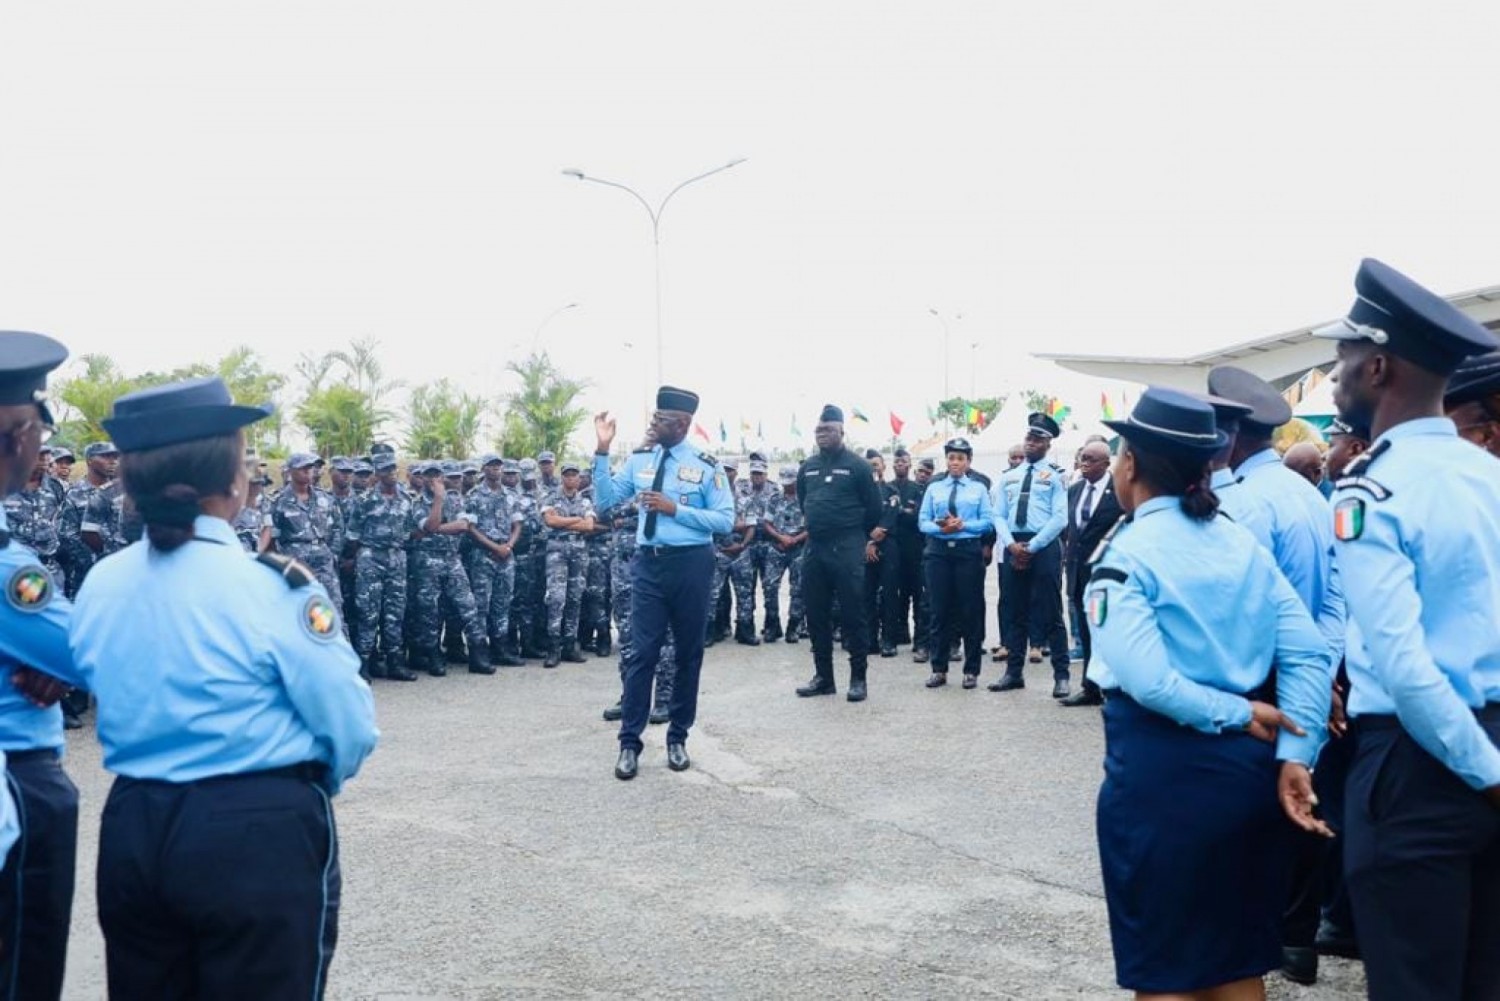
left=676, top=467, right=703, bottom=485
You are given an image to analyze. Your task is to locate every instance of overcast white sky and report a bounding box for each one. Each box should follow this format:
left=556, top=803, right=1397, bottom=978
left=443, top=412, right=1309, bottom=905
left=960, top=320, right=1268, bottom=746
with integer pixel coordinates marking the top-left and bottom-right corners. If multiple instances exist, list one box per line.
left=2, top=2, right=1497, bottom=451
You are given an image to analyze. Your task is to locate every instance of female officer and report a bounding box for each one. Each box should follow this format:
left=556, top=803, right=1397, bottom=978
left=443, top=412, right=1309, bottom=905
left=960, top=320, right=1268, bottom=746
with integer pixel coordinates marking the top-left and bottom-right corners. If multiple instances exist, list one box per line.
left=1085, top=387, right=1333, bottom=1000
left=69, top=377, right=378, bottom=999
left=918, top=437, right=994, bottom=688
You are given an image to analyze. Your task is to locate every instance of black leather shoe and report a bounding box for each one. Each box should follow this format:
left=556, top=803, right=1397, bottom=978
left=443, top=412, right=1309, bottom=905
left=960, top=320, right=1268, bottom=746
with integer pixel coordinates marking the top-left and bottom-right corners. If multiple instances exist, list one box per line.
left=962, top=674, right=978, bottom=690
left=1052, top=679, right=1071, bottom=699
left=648, top=706, right=670, bottom=725
left=988, top=675, right=1024, bottom=692
left=1059, top=688, right=1103, bottom=707
left=880, top=644, right=897, bottom=658
left=384, top=655, right=419, bottom=682
left=1281, top=946, right=1317, bottom=986
left=1314, top=920, right=1360, bottom=959
left=614, top=748, right=639, bottom=781
left=924, top=673, right=947, bottom=688
left=847, top=679, right=867, bottom=702
left=912, top=647, right=929, bottom=663
left=602, top=702, right=623, bottom=722
left=666, top=743, right=691, bottom=771
left=796, top=677, right=837, bottom=697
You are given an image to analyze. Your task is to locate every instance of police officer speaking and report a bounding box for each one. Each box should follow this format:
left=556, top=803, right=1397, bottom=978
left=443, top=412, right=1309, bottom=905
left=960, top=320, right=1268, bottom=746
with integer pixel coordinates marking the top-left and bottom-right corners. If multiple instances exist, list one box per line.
left=591, top=387, right=735, bottom=781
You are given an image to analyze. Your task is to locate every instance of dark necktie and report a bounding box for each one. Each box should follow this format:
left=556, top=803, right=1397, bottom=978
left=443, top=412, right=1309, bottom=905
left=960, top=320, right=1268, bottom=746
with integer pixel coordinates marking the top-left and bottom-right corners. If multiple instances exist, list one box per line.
left=1080, top=482, right=1095, bottom=524
left=1015, top=465, right=1034, bottom=527
left=643, top=450, right=671, bottom=540
left=947, top=479, right=960, bottom=517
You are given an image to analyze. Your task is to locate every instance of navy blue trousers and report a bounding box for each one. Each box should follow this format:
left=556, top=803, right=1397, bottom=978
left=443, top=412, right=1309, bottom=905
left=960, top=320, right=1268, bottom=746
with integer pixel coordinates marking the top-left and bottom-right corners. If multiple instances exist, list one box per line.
left=923, top=542, right=985, bottom=675
left=1001, top=540, right=1070, bottom=680
left=0, top=751, right=78, bottom=1001
left=97, top=767, right=340, bottom=1001
left=619, top=544, right=714, bottom=753
left=1345, top=711, right=1500, bottom=1001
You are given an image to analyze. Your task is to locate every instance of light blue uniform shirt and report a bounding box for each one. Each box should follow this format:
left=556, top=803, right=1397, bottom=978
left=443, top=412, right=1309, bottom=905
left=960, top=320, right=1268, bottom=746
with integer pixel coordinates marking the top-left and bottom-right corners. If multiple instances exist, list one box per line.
left=1086, top=496, right=1334, bottom=765
left=0, top=506, right=84, bottom=752
left=918, top=475, right=994, bottom=539
left=1334, top=417, right=1500, bottom=790
left=1233, top=449, right=1346, bottom=662
left=992, top=459, right=1068, bottom=552
left=70, top=516, right=378, bottom=794
left=592, top=441, right=736, bottom=546
left=1210, top=466, right=1270, bottom=544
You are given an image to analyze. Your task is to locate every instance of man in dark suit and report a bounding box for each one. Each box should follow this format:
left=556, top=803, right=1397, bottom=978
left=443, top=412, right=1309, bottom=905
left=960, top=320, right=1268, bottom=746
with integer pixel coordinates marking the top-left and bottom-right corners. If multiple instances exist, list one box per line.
left=1059, top=439, right=1120, bottom=707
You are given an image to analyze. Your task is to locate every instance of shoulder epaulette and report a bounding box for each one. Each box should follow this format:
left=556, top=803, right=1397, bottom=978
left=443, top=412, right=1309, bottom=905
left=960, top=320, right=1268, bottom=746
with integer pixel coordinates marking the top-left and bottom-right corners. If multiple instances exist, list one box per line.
left=1334, top=475, right=1392, bottom=502
left=255, top=552, right=315, bottom=588
left=1342, top=439, right=1390, bottom=477
left=632, top=445, right=654, bottom=454
left=695, top=451, right=719, bottom=466
left=1087, top=513, right=1130, bottom=566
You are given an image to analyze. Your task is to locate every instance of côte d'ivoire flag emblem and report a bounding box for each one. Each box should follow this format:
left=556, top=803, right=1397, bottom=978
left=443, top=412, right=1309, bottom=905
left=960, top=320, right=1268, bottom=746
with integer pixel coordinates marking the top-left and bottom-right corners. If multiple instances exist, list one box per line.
left=1087, top=589, right=1107, bottom=627
left=6, top=565, right=53, bottom=613
left=1333, top=498, right=1365, bottom=541
left=301, top=595, right=340, bottom=641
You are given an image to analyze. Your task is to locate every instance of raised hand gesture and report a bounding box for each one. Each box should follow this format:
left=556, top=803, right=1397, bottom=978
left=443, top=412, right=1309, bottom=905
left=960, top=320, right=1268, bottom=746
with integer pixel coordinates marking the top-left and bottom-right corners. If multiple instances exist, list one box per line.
left=595, top=411, right=617, bottom=453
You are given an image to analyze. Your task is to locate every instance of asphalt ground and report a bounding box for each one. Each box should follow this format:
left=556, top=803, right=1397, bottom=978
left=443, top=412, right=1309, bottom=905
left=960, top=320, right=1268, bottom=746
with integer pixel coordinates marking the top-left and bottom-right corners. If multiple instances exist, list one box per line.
left=58, top=622, right=1368, bottom=998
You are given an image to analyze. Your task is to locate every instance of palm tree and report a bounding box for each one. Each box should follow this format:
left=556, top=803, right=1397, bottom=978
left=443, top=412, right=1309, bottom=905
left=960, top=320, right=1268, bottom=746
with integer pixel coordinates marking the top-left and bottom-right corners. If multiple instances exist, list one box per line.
left=327, top=337, right=401, bottom=402
left=53, top=355, right=138, bottom=445
left=296, top=385, right=392, bottom=457
left=499, top=352, right=589, bottom=458
left=404, top=380, right=487, bottom=459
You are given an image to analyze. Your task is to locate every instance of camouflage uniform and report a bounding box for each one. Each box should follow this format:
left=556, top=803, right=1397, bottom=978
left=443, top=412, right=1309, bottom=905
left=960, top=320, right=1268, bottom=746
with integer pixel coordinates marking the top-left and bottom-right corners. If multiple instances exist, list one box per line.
left=711, top=488, right=754, bottom=639
left=610, top=498, right=677, bottom=710
left=82, top=481, right=125, bottom=557
left=763, top=482, right=808, bottom=635
left=347, top=484, right=414, bottom=665
left=406, top=487, right=486, bottom=669
left=541, top=486, right=593, bottom=651
left=731, top=478, right=780, bottom=634
left=464, top=481, right=521, bottom=654
left=57, top=478, right=100, bottom=596
left=230, top=491, right=269, bottom=552
left=508, top=483, right=546, bottom=655
left=4, top=484, right=64, bottom=586
left=579, top=486, right=613, bottom=652
left=268, top=487, right=345, bottom=609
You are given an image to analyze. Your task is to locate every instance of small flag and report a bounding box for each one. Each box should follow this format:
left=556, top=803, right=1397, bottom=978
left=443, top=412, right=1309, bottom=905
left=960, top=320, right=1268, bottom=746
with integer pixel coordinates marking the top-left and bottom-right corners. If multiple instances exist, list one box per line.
left=889, top=411, right=904, bottom=436
left=790, top=413, right=802, bottom=438
left=1047, top=398, right=1072, bottom=423
left=693, top=423, right=710, bottom=443
left=740, top=418, right=752, bottom=433
left=965, top=404, right=981, bottom=428
left=718, top=419, right=727, bottom=444
left=925, top=404, right=937, bottom=424
left=1100, top=392, right=1116, bottom=420
left=851, top=407, right=869, bottom=424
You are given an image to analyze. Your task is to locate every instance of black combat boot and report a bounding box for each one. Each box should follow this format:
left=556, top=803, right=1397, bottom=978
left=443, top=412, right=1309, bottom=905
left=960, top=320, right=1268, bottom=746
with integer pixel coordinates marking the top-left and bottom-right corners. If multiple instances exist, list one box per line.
left=761, top=614, right=783, bottom=643
left=468, top=638, right=496, bottom=675
left=595, top=632, right=612, bottom=657
left=562, top=641, right=588, bottom=664
left=735, top=621, right=761, bottom=646
left=444, top=636, right=467, bottom=665
left=785, top=616, right=801, bottom=644
left=384, top=652, right=418, bottom=682
left=543, top=643, right=561, bottom=668
left=358, top=656, right=375, bottom=682
left=494, top=640, right=525, bottom=667
left=426, top=648, right=448, bottom=677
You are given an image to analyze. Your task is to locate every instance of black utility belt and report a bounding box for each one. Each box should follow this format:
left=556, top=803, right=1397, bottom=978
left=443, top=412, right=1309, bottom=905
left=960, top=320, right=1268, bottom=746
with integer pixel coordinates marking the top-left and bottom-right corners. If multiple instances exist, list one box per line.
left=1357, top=704, right=1500, bottom=733
left=639, top=543, right=710, bottom=558
left=926, top=537, right=983, bottom=553
left=1012, top=532, right=1036, bottom=542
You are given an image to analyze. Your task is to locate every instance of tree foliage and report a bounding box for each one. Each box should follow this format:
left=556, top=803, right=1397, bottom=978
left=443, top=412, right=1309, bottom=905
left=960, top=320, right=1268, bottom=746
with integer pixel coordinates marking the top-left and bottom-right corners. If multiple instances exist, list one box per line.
left=498, top=352, right=589, bottom=458
left=296, top=384, right=392, bottom=457
left=405, top=379, right=487, bottom=459
left=935, top=396, right=1005, bottom=432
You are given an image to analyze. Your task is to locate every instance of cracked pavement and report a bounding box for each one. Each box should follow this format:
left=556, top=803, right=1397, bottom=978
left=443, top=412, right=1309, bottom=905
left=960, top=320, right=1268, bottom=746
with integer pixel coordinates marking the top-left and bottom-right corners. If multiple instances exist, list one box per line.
left=61, top=633, right=1368, bottom=999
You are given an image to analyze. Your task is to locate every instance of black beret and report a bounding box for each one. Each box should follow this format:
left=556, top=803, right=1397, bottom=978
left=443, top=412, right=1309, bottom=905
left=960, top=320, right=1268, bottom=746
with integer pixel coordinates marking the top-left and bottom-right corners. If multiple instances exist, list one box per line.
left=819, top=404, right=844, bottom=423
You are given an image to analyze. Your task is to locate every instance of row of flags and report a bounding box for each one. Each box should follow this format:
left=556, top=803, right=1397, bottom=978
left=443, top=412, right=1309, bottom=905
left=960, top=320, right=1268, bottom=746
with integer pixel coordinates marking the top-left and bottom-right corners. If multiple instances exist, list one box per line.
left=685, top=392, right=1134, bottom=446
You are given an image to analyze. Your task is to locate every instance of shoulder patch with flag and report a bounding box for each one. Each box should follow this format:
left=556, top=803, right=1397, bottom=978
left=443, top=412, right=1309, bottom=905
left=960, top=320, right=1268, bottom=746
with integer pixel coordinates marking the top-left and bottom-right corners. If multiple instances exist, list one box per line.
left=1087, top=588, right=1107, bottom=627
left=301, top=593, right=341, bottom=641
left=6, top=564, right=53, bottom=613
left=1333, top=497, right=1365, bottom=541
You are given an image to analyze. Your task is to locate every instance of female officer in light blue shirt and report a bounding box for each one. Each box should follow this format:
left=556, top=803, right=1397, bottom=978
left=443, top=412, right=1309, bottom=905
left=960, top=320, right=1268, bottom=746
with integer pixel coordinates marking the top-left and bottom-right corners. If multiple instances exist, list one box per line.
left=918, top=437, right=994, bottom=688
left=1085, top=388, right=1333, bottom=1000
left=69, top=377, right=378, bottom=1000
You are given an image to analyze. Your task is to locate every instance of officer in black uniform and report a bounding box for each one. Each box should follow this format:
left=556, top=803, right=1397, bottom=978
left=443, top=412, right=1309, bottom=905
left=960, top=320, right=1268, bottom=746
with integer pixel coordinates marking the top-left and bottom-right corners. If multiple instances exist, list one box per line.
left=794, top=405, right=883, bottom=703
left=889, top=448, right=926, bottom=653
left=863, top=449, right=902, bottom=658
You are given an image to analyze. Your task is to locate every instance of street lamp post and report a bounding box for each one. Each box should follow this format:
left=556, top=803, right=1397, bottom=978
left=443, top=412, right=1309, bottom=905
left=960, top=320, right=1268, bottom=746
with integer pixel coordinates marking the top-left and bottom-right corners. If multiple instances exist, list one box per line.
left=562, top=159, right=747, bottom=386
left=970, top=341, right=980, bottom=398
left=530, top=302, right=579, bottom=355
left=928, top=308, right=964, bottom=432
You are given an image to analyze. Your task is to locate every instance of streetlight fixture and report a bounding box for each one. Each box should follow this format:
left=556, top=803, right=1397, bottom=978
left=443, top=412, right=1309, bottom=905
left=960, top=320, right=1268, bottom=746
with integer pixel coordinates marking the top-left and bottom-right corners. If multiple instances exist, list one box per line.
left=530, top=302, right=579, bottom=355
left=562, top=158, right=748, bottom=385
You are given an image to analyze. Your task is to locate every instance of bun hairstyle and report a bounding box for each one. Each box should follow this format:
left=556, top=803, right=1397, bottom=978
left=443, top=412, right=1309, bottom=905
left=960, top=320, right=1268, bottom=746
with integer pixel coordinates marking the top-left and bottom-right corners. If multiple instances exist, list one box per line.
left=1123, top=441, right=1220, bottom=522
left=121, top=432, right=243, bottom=552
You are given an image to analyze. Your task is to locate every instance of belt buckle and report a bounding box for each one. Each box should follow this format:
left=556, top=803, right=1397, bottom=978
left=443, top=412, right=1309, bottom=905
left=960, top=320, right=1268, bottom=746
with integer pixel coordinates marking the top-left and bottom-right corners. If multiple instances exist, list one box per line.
left=946, top=540, right=955, bottom=548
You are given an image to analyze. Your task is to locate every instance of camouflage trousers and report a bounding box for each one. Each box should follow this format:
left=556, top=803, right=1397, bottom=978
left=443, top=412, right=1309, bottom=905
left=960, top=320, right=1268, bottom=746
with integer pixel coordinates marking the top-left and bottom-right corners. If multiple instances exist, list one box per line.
left=465, top=549, right=515, bottom=647
left=580, top=540, right=612, bottom=640
left=612, top=545, right=677, bottom=707
left=764, top=544, right=805, bottom=623
left=708, top=548, right=733, bottom=631
left=354, top=547, right=407, bottom=658
left=544, top=542, right=586, bottom=643
left=407, top=549, right=483, bottom=652
left=730, top=542, right=781, bottom=625
left=510, top=547, right=542, bottom=647
left=285, top=542, right=346, bottom=636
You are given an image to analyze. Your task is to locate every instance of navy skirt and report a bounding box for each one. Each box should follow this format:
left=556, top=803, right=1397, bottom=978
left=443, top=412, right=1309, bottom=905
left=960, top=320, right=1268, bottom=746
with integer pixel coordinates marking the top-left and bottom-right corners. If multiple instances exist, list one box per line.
left=1097, top=694, right=1292, bottom=993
